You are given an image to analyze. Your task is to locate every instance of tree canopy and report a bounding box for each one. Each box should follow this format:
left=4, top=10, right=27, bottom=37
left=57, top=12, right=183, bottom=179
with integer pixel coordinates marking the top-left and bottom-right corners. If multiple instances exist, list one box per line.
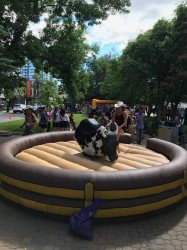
left=28, top=0, right=131, bottom=99
left=1, top=0, right=186, bottom=113
left=0, top=24, right=25, bottom=109
left=89, top=2, right=187, bottom=115
left=0, top=0, right=43, bottom=100
left=0, top=0, right=131, bottom=105
left=36, top=0, right=131, bottom=25
left=34, top=73, right=62, bottom=106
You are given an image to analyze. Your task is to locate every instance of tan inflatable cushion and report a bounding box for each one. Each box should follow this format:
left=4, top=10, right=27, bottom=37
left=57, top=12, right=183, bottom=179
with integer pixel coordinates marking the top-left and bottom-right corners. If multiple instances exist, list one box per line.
left=16, top=141, right=170, bottom=171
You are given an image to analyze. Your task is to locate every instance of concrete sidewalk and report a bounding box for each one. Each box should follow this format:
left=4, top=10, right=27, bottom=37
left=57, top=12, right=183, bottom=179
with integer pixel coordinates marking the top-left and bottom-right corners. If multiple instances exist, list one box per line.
left=0, top=135, right=186, bottom=250
left=0, top=191, right=186, bottom=250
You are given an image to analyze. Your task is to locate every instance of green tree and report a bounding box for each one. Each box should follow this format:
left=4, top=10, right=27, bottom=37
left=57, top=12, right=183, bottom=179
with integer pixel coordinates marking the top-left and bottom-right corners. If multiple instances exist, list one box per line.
left=99, top=1, right=187, bottom=116
left=0, top=0, right=43, bottom=110
left=100, top=57, right=123, bottom=100
left=27, top=0, right=131, bottom=100
left=86, top=55, right=112, bottom=100
left=0, top=25, right=19, bottom=88
left=122, top=19, right=173, bottom=110
left=163, top=2, right=187, bottom=111
left=132, top=3, right=186, bottom=113
left=39, top=19, right=90, bottom=100
left=0, top=0, right=43, bottom=66
left=0, top=0, right=132, bottom=103
left=35, top=73, right=62, bottom=107
left=0, top=25, right=26, bottom=111
left=37, top=0, right=131, bottom=25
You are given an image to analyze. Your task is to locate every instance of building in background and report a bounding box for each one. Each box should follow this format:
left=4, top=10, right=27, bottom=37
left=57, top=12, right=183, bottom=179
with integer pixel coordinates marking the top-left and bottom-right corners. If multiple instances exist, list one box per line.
left=20, top=61, right=35, bottom=81
left=19, top=60, right=36, bottom=104
left=18, top=61, right=60, bottom=106
left=0, top=93, right=6, bottom=110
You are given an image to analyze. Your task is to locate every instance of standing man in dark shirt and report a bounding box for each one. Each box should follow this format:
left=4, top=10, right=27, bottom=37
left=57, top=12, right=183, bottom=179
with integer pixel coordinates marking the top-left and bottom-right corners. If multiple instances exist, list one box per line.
left=135, top=106, right=145, bottom=144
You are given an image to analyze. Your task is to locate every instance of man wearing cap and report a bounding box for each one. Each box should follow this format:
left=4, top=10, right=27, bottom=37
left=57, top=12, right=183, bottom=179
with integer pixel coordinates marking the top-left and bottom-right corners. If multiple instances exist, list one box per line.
left=111, top=101, right=128, bottom=138
left=20, top=105, right=37, bottom=136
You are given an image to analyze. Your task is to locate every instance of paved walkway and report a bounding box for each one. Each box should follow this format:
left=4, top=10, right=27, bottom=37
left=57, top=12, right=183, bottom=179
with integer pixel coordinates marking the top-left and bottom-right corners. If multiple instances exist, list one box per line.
left=0, top=197, right=186, bottom=250
left=0, top=135, right=186, bottom=250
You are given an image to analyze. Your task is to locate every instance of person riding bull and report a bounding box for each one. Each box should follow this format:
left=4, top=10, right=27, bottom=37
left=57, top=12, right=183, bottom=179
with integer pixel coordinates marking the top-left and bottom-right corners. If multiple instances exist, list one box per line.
left=75, top=118, right=119, bottom=162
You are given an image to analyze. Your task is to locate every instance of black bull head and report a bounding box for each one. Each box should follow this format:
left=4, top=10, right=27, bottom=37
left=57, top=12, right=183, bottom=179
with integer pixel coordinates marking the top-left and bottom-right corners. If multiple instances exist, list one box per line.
left=103, top=133, right=119, bottom=162
left=75, top=118, right=119, bottom=162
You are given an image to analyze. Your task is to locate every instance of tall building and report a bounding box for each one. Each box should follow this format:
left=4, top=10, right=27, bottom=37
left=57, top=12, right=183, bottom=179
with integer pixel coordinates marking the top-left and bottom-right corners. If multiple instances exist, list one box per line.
left=19, top=61, right=36, bottom=104
left=20, top=61, right=35, bottom=81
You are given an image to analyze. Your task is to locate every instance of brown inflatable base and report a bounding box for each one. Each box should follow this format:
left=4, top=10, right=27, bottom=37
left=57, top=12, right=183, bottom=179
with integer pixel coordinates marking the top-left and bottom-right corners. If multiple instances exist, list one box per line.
left=0, top=131, right=186, bottom=219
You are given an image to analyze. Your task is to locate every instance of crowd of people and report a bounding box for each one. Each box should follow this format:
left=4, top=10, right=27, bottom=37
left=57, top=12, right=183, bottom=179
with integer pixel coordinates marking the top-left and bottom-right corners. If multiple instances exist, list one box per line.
left=21, top=105, right=76, bottom=136
left=21, top=102, right=145, bottom=144
left=88, top=101, right=145, bottom=144
left=21, top=101, right=185, bottom=145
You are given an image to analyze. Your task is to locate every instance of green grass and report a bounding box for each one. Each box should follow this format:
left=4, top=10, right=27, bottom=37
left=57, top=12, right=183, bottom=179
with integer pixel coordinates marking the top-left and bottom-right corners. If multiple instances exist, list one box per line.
left=73, top=113, right=87, bottom=124
left=0, top=119, right=24, bottom=133
left=0, top=113, right=87, bottom=133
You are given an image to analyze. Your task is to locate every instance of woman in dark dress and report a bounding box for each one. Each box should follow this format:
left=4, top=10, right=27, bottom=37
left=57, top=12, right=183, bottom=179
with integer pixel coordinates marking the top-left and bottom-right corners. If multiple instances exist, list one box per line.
left=111, top=101, right=128, bottom=138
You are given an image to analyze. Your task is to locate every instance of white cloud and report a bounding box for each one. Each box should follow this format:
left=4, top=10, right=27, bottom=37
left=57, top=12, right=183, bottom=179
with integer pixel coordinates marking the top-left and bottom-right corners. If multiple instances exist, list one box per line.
left=28, top=0, right=184, bottom=53
left=27, top=13, right=49, bottom=38
left=27, top=20, right=46, bottom=38
left=86, top=12, right=147, bottom=48
left=85, top=0, right=93, bottom=3
left=86, top=0, right=183, bottom=50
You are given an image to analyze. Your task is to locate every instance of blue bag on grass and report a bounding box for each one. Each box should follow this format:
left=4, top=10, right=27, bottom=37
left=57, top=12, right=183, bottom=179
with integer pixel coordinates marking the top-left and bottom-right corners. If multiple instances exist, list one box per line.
left=69, top=199, right=101, bottom=240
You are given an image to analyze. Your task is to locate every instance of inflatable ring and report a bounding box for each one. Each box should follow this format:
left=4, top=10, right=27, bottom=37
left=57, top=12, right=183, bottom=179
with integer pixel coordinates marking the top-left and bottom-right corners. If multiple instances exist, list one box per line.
left=0, top=131, right=186, bottom=219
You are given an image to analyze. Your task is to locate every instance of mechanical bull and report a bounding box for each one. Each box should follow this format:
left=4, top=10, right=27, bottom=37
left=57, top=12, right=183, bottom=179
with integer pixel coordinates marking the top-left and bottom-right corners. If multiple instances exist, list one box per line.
left=75, top=118, right=119, bottom=162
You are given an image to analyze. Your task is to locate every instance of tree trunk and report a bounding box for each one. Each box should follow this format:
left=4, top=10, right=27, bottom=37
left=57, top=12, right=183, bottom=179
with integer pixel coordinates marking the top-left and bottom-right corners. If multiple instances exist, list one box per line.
left=6, top=104, right=9, bottom=113
left=6, top=100, right=11, bottom=113
left=184, top=108, right=187, bottom=126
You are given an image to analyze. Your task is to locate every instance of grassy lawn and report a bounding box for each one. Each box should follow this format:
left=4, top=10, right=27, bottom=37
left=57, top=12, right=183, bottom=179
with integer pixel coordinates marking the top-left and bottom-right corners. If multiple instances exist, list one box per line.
left=73, top=113, right=87, bottom=124
left=0, top=119, right=25, bottom=133
left=0, top=113, right=87, bottom=133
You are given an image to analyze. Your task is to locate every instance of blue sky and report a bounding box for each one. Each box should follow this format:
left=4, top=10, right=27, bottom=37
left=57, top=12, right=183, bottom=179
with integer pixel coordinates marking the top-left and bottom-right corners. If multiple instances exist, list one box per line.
left=85, top=0, right=184, bottom=56
left=29, top=0, right=184, bottom=57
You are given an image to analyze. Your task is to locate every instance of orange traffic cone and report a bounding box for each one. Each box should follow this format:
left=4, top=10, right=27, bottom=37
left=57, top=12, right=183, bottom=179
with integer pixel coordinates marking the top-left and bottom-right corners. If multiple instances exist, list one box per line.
left=8, top=114, right=13, bottom=120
